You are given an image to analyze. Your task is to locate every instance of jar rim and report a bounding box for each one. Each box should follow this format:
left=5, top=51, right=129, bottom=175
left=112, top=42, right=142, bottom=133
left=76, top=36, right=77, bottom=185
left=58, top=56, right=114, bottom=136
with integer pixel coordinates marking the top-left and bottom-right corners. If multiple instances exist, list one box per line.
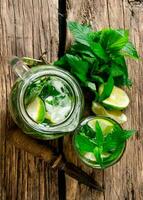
left=18, top=66, right=84, bottom=134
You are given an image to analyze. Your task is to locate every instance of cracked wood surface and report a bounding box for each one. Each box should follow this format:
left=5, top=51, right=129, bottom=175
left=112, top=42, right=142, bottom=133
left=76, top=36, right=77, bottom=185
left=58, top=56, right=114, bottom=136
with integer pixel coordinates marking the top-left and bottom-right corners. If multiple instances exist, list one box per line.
left=0, top=0, right=143, bottom=200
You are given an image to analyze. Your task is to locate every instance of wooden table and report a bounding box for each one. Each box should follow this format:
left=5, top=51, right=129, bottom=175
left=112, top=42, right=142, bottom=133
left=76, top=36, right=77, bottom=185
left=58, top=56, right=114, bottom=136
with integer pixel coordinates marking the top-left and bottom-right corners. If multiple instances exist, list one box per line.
left=0, top=0, right=143, bottom=199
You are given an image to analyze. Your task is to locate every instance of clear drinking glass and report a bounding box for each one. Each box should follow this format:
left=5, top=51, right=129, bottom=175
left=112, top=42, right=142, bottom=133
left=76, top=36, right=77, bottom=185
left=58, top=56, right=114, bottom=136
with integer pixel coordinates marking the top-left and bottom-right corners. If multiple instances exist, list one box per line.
left=73, top=116, right=126, bottom=169
left=9, top=57, right=84, bottom=140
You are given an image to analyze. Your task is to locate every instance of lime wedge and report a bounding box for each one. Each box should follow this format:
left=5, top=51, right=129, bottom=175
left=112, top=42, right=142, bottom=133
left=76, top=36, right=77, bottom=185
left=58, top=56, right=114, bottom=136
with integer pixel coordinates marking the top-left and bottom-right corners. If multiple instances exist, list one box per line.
left=88, top=117, right=114, bottom=135
left=92, top=102, right=127, bottom=124
left=101, top=152, right=111, bottom=158
left=99, top=85, right=130, bottom=110
left=84, top=152, right=96, bottom=161
left=45, top=112, right=56, bottom=124
left=26, top=97, right=45, bottom=123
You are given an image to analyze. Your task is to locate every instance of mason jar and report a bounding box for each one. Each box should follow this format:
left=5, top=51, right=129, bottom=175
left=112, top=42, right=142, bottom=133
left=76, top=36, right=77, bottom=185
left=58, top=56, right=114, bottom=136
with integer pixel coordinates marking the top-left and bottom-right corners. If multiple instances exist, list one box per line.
left=73, top=116, right=126, bottom=169
left=9, top=57, right=84, bottom=140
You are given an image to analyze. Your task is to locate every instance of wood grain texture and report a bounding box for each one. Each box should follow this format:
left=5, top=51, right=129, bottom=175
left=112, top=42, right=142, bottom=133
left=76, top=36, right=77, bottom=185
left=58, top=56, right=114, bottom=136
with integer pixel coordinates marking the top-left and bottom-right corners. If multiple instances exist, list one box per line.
left=0, top=0, right=59, bottom=200
left=64, top=0, right=143, bottom=200
left=0, top=0, right=143, bottom=200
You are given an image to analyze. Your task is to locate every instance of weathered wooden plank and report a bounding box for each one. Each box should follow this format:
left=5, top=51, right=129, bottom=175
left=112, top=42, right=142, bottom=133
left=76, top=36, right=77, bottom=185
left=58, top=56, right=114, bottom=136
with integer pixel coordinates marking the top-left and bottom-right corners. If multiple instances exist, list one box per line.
left=0, top=0, right=59, bottom=199
left=64, top=0, right=143, bottom=199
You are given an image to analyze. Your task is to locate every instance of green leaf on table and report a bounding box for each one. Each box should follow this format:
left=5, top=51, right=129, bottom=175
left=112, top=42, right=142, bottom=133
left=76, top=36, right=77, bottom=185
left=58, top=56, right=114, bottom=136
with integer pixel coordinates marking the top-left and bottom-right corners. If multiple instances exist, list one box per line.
left=98, top=75, right=114, bottom=101
left=54, top=55, right=70, bottom=70
left=90, top=42, right=108, bottom=61
left=98, top=64, right=109, bottom=73
left=67, top=21, right=92, bottom=46
left=112, top=56, right=128, bottom=77
left=121, top=42, right=139, bottom=59
left=70, top=43, right=95, bottom=57
left=88, top=31, right=102, bottom=43
left=109, top=63, right=124, bottom=77
left=54, top=22, right=139, bottom=92
left=120, top=129, right=136, bottom=140
left=111, top=56, right=132, bottom=87
left=65, top=54, right=89, bottom=83
left=100, top=29, right=129, bottom=51
left=91, top=75, right=104, bottom=84
left=108, top=30, right=129, bottom=51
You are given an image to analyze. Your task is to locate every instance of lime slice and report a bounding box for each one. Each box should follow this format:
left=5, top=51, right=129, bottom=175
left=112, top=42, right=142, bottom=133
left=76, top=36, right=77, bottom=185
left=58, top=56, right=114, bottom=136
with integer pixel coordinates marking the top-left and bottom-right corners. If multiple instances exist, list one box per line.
left=88, top=117, right=114, bottom=135
left=26, top=97, right=45, bottom=123
left=45, top=112, right=56, bottom=124
left=101, top=152, right=111, bottom=158
left=92, top=102, right=127, bottom=124
left=99, top=85, right=130, bottom=110
left=84, top=152, right=96, bottom=161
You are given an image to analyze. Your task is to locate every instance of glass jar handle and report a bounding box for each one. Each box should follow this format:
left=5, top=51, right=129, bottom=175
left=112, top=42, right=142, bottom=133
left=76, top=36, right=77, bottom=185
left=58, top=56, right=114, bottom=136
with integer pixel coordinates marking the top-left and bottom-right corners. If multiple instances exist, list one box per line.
left=10, top=56, right=30, bottom=79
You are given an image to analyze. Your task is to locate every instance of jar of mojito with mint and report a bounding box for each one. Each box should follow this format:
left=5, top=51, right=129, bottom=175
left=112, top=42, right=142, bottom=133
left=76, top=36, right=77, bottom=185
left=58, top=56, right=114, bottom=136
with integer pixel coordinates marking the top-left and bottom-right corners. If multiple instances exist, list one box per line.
left=9, top=57, right=84, bottom=140
left=73, top=116, right=135, bottom=169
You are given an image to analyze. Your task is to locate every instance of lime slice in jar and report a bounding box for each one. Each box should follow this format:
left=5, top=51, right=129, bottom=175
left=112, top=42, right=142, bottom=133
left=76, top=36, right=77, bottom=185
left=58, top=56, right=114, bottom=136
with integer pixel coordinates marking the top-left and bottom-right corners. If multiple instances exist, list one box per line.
left=92, top=102, right=127, bottom=124
left=26, top=97, right=45, bottom=123
left=99, top=85, right=130, bottom=110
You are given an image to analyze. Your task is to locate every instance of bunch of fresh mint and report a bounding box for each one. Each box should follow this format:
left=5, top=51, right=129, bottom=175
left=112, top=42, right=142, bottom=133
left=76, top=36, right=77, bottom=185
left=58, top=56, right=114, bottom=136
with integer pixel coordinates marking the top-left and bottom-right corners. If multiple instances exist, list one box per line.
left=75, top=121, right=136, bottom=168
left=54, top=21, right=139, bottom=100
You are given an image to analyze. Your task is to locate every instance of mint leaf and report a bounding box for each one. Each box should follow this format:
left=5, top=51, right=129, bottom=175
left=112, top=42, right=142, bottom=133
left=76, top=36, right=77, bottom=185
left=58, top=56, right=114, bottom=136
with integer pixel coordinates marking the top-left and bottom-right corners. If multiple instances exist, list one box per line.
left=103, top=126, right=136, bottom=152
left=54, top=22, right=139, bottom=93
left=112, top=56, right=128, bottom=77
left=91, top=75, right=104, bottom=84
left=75, top=134, right=95, bottom=153
left=110, top=63, right=124, bottom=77
left=70, top=43, right=95, bottom=57
left=120, top=129, right=136, bottom=140
left=100, top=29, right=128, bottom=51
left=65, top=54, right=89, bottom=83
left=95, top=121, right=104, bottom=147
left=93, top=146, right=103, bottom=168
left=98, top=75, right=114, bottom=101
left=80, top=124, right=96, bottom=138
left=121, top=42, right=139, bottom=59
left=54, top=55, right=70, bottom=70
left=90, top=42, right=108, bottom=61
left=109, top=30, right=129, bottom=51
left=67, top=21, right=92, bottom=46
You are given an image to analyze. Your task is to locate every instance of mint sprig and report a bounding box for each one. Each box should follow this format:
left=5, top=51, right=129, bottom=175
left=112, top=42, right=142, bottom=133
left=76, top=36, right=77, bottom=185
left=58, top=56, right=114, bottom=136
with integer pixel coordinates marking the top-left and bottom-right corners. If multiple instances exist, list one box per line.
left=76, top=121, right=136, bottom=168
left=54, top=21, right=139, bottom=99
left=98, top=75, right=114, bottom=101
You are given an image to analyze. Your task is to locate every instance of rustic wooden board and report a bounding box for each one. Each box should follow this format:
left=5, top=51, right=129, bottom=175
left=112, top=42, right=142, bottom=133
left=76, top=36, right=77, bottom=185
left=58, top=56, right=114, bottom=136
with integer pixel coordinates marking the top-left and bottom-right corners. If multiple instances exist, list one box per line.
left=0, top=0, right=59, bottom=199
left=0, top=0, right=143, bottom=199
left=64, top=0, right=143, bottom=200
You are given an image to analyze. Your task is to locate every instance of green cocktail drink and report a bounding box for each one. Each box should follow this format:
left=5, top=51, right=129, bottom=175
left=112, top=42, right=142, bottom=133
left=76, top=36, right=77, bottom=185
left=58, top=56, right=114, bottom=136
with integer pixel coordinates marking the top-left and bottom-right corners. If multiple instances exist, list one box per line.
left=25, top=75, right=73, bottom=126
left=9, top=57, right=84, bottom=140
left=73, top=116, right=126, bottom=169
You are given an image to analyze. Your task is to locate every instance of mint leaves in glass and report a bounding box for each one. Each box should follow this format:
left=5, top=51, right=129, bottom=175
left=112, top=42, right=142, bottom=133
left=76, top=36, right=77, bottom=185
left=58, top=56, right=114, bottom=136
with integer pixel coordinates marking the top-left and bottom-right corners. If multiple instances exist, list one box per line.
left=73, top=116, right=136, bottom=169
left=25, top=76, right=73, bottom=126
left=9, top=58, right=84, bottom=140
